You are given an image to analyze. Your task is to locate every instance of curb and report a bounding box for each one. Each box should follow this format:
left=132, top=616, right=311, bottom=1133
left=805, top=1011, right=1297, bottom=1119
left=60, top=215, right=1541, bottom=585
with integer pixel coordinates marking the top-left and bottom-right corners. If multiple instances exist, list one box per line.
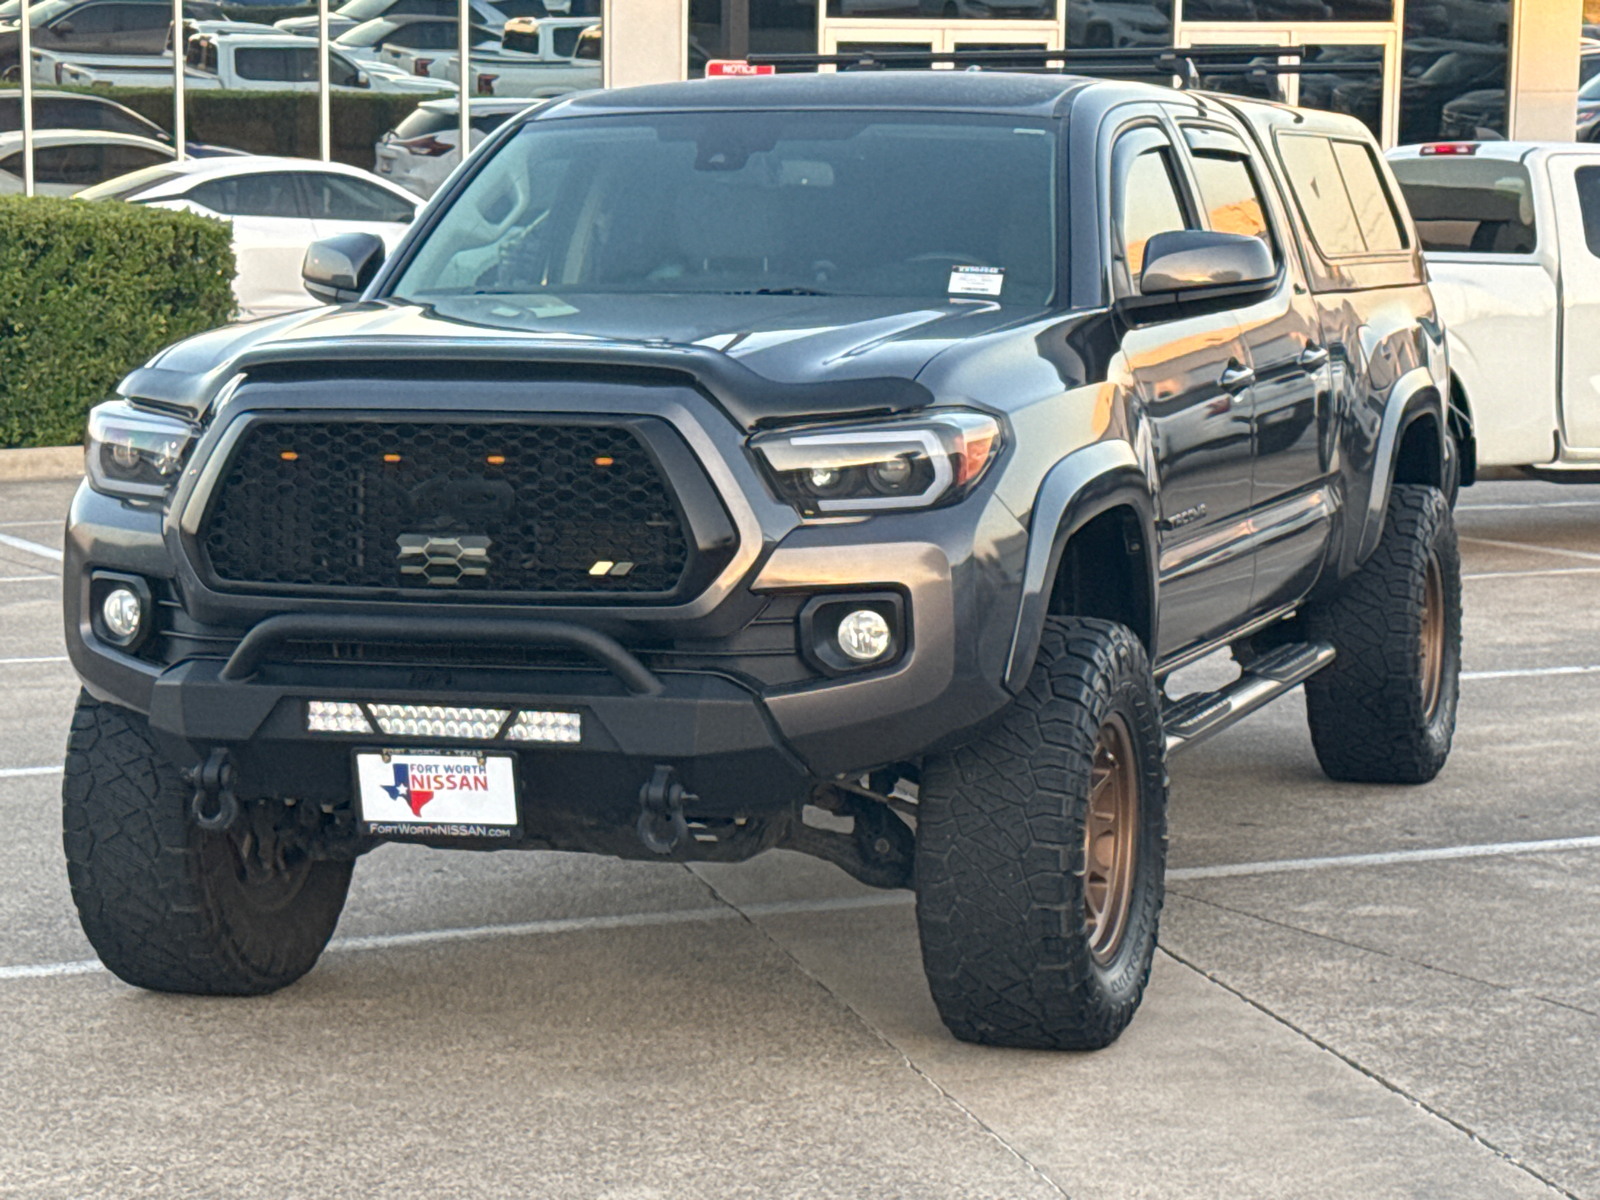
left=0, top=446, right=83, bottom=483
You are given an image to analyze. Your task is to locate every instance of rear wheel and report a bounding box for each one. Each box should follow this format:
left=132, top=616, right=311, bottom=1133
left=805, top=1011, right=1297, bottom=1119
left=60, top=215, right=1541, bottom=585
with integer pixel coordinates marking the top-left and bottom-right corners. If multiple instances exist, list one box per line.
left=62, top=693, right=352, bottom=995
left=1303, top=484, right=1461, bottom=783
left=915, top=618, right=1168, bottom=1050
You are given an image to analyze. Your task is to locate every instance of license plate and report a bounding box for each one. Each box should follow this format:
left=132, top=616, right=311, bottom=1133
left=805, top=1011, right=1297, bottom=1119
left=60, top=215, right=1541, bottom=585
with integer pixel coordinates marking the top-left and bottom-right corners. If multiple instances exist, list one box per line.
left=355, top=750, right=518, bottom=839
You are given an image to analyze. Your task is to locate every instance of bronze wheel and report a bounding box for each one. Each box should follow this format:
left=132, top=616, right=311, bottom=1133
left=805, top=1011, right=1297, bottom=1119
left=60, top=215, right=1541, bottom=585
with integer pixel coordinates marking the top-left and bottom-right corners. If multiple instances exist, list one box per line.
left=1085, top=713, right=1139, bottom=964
left=1420, top=550, right=1445, bottom=721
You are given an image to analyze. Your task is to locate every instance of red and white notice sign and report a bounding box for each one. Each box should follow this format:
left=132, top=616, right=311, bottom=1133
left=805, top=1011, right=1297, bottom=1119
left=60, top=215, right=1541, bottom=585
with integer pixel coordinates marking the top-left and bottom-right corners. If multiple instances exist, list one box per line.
left=705, top=60, right=776, bottom=77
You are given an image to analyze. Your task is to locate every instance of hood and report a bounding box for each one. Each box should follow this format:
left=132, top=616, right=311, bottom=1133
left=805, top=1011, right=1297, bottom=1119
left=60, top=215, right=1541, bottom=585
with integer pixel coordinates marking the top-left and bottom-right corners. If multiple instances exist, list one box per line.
left=122, top=294, right=1050, bottom=430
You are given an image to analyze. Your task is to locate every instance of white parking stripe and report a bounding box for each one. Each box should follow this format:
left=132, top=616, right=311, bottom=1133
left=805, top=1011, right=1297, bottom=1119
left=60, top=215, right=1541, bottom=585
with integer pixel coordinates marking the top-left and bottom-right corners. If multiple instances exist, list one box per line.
left=1463, top=567, right=1600, bottom=581
left=0, top=520, right=61, bottom=529
left=0, top=575, right=57, bottom=584
left=1463, top=665, right=1600, bottom=681
left=1167, top=834, right=1600, bottom=881
left=0, top=766, right=62, bottom=779
left=0, top=656, right=68, bottom=665
left=0, top=533, right=63, bottom=563
left=4, top=834, right=1600, bottom=985
left=1460, top=535, right=1600, bottom=563
left=1457, top=500, right=1600, bottom=512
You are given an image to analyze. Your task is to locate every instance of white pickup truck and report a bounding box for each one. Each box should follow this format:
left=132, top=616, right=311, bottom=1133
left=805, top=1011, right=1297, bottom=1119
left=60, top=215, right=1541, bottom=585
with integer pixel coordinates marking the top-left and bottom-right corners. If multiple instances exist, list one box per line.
left=55, top=31, right=440, bottom=93
left=1389, top=141, right=1600, bottom=483
left=438, top=16, right=597, bottom=96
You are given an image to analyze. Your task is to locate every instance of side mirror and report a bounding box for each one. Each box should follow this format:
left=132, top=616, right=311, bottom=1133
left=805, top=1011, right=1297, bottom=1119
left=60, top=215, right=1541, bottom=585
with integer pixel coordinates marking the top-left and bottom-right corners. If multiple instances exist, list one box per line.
left=1138, top=229, right=1276, bottom=297
left=302, top=232, right=386, bottom=304
left=52, top=18, right=74, bottom=33
left=356, top=69, right=369, bottom=88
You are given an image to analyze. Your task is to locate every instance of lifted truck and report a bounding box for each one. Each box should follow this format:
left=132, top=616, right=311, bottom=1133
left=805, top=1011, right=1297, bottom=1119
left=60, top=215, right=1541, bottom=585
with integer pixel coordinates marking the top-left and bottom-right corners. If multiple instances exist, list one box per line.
left=63, top=49, right=1462, bottom=1050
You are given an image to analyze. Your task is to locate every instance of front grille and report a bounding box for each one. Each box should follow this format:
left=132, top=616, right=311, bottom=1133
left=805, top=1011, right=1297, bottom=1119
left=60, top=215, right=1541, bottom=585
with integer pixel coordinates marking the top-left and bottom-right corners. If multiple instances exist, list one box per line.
left=202, top=419, right=691, bottom=597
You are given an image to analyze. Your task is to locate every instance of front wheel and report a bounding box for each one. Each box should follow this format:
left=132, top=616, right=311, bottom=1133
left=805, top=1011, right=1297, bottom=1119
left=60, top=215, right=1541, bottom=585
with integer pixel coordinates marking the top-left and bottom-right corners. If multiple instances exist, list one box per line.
left=915, top=618, right=1168, bottom=1050
left=62, top=693, right=353, bottom=995
left=1303, top=484, right=1462, bottom=784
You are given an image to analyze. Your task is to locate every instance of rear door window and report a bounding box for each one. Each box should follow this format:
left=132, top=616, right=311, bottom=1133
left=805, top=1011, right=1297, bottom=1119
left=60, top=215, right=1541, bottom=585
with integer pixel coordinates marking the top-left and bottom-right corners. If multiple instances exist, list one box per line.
left=1572, top=165, right=1600, bottom=258
left=1388, top=156, right=1536, bottom=254
left=1277, top=132, right=1407, bottom=258
left=301, top=172, right=416, bottom=223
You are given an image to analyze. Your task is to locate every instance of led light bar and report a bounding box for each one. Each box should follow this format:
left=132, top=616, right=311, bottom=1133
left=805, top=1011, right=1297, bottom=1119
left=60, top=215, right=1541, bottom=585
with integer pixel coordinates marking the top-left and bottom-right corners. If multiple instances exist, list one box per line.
left=307, top=701, right=373, bottom=734
left=367, top=704, right=510, bottom=740
left=506, top=710, right=582, bottom=744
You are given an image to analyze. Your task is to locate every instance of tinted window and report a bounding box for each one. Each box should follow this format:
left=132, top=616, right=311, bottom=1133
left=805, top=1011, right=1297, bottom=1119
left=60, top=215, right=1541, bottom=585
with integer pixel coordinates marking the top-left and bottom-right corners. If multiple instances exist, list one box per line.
left=55, top=3, right=115, bottom=32
left=395, top=113, right=1058, bottom=307
left=188, top=172, right=305, bottom=217
left=494, top=0, right=553, bottom=15
left=1571, top=166, right=1600, bottom=259
left=1332, top=140, right=1404, bottom=252
left=1184, top=129, right=1273, bottom=254
left=302, top=173, right=415, bottom=222
left=234, top=46, right=293, bottom=80
left=0, top=96, right=161, bottom=138
left=1277, top=133, right=1365, bottom=257
left=551, top=24, right=581, bottom=57
left=100, top=143, right=169, bottom=178
left=470, top=112, right=513, bottom=134
left=117, top=4, right=171, bottom=32
left=573, top=27, right=599, bottom=60
left=392, top=108, right=456, bottom=139
left=1119, top=147, right=1190, bottom=281
left=503, top=26, right=537, bottom=53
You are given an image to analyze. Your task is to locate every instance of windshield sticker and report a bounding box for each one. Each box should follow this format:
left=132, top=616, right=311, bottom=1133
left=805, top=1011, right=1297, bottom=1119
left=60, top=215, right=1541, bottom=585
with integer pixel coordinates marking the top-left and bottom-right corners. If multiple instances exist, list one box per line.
left=948, top=266, right=1004, bottom=297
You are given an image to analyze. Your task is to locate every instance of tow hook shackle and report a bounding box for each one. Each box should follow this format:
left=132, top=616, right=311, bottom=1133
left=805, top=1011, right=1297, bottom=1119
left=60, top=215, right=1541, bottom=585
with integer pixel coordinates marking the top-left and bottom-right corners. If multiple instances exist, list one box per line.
left=637, top=764, right=694, bottom=855
left=188, top=747, right=242, bottom=833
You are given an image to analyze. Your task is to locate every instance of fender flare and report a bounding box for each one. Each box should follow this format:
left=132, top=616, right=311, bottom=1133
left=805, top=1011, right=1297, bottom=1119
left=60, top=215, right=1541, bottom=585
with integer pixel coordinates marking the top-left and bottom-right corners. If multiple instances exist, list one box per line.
left=1002, top=441, right=1158, bottom=694
left=1356, top=366, right=1446, bottom=562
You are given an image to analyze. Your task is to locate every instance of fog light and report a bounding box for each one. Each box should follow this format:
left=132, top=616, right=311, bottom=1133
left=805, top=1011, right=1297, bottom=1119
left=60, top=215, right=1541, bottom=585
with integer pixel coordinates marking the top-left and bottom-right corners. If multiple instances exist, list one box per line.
left=837, top=609, right=891, bottom=662
left=101, top=587, right=143, bottom=641
left=506, top=710, right=582, bottom=743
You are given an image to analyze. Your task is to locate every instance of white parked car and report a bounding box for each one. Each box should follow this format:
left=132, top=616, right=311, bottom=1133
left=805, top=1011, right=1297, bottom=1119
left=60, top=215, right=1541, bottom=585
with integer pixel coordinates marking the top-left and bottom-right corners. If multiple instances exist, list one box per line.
left=56, top=31, right=442, bottom=92
left=373, top=95, right=554, bottom=197
left=336, top=14, right=495, bottom=67
left=78, top=156, right=419, bottom=319
left=276, top=0, right=549, bottom=41
left=0, top=129, right=172, bottom=195
left=1389, top=141, right=1600, bottom=484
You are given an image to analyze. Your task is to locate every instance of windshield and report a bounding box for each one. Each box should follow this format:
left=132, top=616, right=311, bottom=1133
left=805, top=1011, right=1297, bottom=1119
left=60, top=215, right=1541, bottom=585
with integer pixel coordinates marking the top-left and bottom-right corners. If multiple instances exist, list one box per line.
left=2, top=0, right=76, bottom=24
left=335, top=0, right=399, bottom=23
left=77, top=163, right=190, bottom=201
left=338, top=18, right=402, bottom=44
left=391, top=111, right=1058, bottom=307
left=1389, top=156, right=1535, bottom=255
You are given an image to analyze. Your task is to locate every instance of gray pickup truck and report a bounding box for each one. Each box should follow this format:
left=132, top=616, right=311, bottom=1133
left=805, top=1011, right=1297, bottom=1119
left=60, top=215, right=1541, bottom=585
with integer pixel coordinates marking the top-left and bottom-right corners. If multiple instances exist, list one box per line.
left=62, top=55, right=1462, bottom=1050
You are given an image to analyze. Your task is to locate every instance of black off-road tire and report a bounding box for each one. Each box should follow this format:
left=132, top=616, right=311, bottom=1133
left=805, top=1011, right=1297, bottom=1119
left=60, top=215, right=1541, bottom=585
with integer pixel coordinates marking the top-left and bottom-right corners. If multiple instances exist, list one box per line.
left=62, top=692, right=353, bottom=995
left=1303, top=484, right=1462, bottom=784
left=915, top=618, right=1168, bottom=1050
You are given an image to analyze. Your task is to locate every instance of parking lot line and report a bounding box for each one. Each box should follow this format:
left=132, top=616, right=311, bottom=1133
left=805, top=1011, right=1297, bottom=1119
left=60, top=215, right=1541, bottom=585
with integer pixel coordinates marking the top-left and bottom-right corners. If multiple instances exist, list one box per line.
left=0, top=766, right=62, bottom=780
left=0, top=520, right=61, bottom=529
left=0, top=533, right=63, bottom=563
left=1462, top=566, right=1600, bottom=580
left=0, top=575, right=58, bottom=584
left=0, top=656, right=68, bottom=665
left=1460, top=534, right=1600, bottom=563
left=1462, top=664, right=1600, bottom=680
left=1457, top=500, right=1600, bottom=511
left=1167, top=833, right=1600, bottom=881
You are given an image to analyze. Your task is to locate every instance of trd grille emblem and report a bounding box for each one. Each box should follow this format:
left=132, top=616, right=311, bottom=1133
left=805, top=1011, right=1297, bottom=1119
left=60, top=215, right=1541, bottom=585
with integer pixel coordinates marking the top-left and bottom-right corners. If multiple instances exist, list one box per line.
left=397, top=534, right=491, bottom=586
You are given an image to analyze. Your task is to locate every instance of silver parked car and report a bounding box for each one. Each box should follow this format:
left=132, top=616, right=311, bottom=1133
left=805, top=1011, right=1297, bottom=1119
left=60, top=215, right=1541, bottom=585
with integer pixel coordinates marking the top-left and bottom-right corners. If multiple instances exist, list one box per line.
left=374, top=95, right=562, bottom=198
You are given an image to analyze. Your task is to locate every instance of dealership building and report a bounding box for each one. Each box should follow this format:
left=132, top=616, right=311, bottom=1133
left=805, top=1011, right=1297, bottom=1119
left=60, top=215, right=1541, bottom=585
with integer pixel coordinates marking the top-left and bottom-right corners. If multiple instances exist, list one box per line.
left=602, top=0, right=1589, bottom=147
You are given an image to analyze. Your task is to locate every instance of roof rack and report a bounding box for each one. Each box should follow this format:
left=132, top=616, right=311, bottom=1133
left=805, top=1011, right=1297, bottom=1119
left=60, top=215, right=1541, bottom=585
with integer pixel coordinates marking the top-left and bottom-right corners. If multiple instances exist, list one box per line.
left=745, top=44, right=1381, bottom=90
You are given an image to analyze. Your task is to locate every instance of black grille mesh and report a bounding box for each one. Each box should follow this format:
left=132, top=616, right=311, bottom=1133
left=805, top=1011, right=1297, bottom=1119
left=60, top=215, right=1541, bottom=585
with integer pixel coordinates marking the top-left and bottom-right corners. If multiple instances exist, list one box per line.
left=203, top=420, right=690, bottom=596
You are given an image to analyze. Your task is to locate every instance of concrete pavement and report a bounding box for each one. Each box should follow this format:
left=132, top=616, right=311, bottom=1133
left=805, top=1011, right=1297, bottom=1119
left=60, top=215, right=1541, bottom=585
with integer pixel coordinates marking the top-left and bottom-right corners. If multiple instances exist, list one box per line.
left=1, top=477, right=1596, bottom=1198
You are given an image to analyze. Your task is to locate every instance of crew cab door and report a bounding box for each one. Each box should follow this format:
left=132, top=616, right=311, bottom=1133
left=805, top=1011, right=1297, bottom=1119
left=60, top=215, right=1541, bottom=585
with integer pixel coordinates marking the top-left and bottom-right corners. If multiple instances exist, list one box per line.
left=1177, top=121, right=1333, bottom=617
left=173, top=170, right=321, bottom=318
left=1109, top=120, right=1256, bottom=662
left=1546, top=154, right=1600, bottom=452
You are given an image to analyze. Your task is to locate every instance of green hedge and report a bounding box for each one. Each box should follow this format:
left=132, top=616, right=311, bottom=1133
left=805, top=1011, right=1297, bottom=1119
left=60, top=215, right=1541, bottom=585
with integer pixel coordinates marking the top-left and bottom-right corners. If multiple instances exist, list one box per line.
left=1, top=86, right=447, bottom=169
left=0, top=196, right=236, bottom=449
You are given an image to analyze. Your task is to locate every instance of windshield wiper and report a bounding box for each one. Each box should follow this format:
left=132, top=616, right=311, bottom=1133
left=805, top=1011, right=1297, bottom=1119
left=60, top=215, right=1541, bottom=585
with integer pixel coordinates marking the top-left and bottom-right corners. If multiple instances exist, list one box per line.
left=722, top=287, right=834, bottom=297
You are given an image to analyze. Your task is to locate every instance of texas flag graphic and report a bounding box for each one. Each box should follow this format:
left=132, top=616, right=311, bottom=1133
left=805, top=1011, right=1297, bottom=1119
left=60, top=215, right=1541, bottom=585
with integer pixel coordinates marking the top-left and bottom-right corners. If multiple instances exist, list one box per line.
left=380, top=763, right=434, bottom=816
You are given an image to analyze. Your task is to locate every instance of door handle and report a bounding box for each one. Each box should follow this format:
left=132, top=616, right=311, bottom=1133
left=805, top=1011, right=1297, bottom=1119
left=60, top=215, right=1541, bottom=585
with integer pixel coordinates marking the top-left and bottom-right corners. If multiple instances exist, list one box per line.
left=1219, top=361, right=1255, bottom=391
left=1298, top=344, right=1330, bottom=369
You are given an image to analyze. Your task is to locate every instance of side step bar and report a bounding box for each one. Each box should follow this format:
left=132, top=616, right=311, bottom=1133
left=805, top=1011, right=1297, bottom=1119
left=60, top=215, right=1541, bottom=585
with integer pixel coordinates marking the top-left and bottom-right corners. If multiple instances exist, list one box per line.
left=1163, top=641, right=1336, bottom=756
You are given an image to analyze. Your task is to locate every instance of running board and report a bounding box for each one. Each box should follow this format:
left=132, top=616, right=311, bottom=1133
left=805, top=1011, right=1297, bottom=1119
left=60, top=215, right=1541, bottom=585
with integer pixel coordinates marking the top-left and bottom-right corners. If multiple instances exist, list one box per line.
left=1163, top=641, right=1336, bottom=756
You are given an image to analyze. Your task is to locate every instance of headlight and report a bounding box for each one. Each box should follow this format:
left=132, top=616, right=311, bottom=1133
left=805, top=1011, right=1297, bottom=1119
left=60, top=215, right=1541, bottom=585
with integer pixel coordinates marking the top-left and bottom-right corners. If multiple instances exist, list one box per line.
left=85, top=401, right=198, bottom=500
left=751, top=410, right=1003, bottom=517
